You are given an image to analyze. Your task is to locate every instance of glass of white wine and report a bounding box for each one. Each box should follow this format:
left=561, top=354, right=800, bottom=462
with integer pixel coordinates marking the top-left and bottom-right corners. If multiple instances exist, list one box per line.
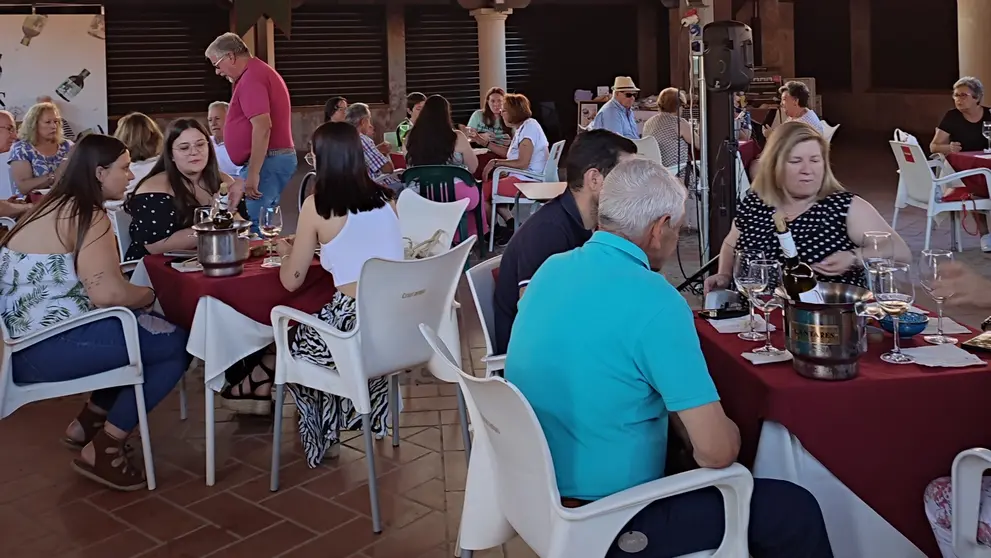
left=259, top=205, right=283, bottom=269
left=919, top=248, right=957, bottom=345
left=748, top=260, right=784, bottom=354
left=983, top=121, right=991, bottom=153
left=861, top=231, right=894, bottom=289
left=733, top=250, right=767, bottom=342
left=870, top=262, right=916, bottom=364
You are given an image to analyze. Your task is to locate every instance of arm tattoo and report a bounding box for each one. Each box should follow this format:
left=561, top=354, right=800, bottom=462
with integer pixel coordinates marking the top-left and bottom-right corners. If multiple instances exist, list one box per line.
left=82, top=271, right=105, bottom=290
left=294, top=271, right=301, bottom=279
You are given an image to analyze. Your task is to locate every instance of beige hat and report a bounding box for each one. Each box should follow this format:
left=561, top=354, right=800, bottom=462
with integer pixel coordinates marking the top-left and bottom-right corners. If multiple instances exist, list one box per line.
left=611, top=76, right=640, bottom=92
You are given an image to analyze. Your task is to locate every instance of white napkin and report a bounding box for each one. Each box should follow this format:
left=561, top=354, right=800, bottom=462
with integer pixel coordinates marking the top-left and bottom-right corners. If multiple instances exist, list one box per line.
left=742, top=350, right=793, bottom=365
left=171, top=260, right=202, bottom=273
left=921, top=317, right=970, bottom=335
left=899, top=344, right=986, bottom=368
left=708, top=314, right=776, bottom=334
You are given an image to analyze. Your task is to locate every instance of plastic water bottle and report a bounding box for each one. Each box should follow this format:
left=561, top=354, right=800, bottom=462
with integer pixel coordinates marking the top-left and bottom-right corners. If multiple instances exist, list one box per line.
left=398, top=121, right=411, bottom=146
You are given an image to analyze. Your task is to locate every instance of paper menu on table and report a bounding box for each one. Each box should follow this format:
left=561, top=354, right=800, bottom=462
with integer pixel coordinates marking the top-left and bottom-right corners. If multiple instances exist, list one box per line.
left=899, top=344, right=986, bottom=368
left=920, top=318, right=970, bottom=335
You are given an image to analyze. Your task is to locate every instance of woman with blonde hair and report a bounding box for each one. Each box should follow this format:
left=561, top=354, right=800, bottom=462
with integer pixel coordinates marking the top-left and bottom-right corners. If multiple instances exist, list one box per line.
left=114, top=112, right=163, bottom=194
left=8, top=101, right=72, bottom=195
left=642, top=87, right=698, bottom=183
left=704, top=121, right=910, bottom=293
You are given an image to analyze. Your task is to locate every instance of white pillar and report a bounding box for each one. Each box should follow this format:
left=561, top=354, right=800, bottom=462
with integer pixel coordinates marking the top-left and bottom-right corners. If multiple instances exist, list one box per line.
left=959, top=0, right=991, bottom=85
left=472, top=8, right=511, bottom=106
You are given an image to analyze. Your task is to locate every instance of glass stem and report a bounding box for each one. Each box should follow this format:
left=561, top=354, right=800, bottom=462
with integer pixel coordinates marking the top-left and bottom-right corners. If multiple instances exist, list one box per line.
left=748, top=303, right=756, bottom=334
left=936, top=301, right=945, bottom=336
left=892, top=316, right=902, bottom=354
left=267, top=239, right=273, bottom=260
left=763, top=309, right=773, bottom=350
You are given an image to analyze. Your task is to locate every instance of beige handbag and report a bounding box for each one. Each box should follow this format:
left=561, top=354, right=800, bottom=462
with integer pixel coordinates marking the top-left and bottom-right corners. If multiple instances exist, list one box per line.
left=403, top=230, right=445, bottom=260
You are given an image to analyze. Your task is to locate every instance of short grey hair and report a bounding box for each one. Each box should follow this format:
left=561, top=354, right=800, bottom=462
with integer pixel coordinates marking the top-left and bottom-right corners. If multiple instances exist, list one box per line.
left=205, top=32, right=250, bottom=59
left=208, top=101, right=229, bottom=112
left=345, top=103, right=371, bottom=127
left=598, top=157, right=688, bottom=239
left=954, top=76, right=984, bottom=101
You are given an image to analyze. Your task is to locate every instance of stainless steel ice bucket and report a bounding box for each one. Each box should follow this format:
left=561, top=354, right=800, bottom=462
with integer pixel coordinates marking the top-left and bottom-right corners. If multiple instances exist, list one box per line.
left=192, top=221, right=252, bottom=277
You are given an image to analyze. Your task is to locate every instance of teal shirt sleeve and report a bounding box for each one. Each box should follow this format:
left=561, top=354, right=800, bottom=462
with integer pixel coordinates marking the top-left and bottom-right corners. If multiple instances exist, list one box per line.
left=467, top=110, right=484, bottom=130
left=635, top=298, right=720, bottom=413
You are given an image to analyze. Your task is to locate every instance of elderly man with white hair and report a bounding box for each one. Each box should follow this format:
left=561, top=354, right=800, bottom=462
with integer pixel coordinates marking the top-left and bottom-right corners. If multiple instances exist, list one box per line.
left=345, top=102, right=401, bottom=191
left=505, top=157, right=833, bottom=558
left=207, top=101, right=243, bottom=177
left=205, top=32, right=295, bottom=229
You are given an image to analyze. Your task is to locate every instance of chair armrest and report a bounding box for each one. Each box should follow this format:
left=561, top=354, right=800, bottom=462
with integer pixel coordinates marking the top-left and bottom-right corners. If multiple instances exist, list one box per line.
left=270, top=304, right=359, bottom=372
left=935, top=167, right=991, bottom=186
left=0, top=217, right=15, bottom=229
left=8, top=307, right=141, bottom=365
left=481, top=354, right=506, bottom=372
left=494, top=166, right=542, bottom=182
left=952, top=448, right=991, bottom=557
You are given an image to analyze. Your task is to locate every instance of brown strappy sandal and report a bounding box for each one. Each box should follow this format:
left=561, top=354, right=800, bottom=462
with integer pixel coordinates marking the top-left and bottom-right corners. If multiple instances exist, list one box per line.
left=61, top=405, right=107, bottom=450
left=71, top=430, right=147, bottom=491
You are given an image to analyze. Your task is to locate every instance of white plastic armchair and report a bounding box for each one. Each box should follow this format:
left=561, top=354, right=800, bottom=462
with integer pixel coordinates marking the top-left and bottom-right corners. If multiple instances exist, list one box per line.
left=0, top=217, right=15, bottom=230
left=108, top=209, right=141, bottom=273
left=952, top=448, right=991, bottom=558
left=0, top=306, right=158, bottom=489
left=465, top=256, right=505, bottom=376
left=489, top=140, right=566, bottom=252
left=457, top=371, right=753, bottom=558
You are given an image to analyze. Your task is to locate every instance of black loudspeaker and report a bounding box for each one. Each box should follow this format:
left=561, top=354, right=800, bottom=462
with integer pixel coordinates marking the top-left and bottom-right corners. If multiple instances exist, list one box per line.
left=702, top=21, right=755, bottom=92
left=659, top=0, right=681, bottom=7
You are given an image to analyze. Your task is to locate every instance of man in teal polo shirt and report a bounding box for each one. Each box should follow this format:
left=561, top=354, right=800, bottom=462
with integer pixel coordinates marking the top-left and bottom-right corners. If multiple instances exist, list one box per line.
left=506, top=158, right=832, bottom=558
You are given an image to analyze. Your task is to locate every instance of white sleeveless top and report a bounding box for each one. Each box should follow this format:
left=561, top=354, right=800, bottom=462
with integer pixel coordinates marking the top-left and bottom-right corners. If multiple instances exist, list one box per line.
left=319, top=205, right=404, bottom=288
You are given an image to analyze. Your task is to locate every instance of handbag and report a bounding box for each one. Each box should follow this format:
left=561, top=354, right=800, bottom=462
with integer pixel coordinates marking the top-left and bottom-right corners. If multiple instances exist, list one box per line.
left=403, top=230, right=445, bottom=260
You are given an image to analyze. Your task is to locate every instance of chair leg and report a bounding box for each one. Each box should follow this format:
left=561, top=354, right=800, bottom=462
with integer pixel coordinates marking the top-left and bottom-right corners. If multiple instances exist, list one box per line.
left=891, top=206, right=900, bottom=230
left=179, top=376, right=188, bottom=421
left=270, top=383, right=285, bottom=492
left=924, top=217, right=933, bottom=251
left=134, top=384, right=157, bottom=491
left=390, top=375, right=400, bottom=448
left=457, top=389, right=472, bottom=467
left=489, top=201, right=498, bottom=252
left=954, top=213, right=965, bottom=252
left=363, top=413, right=383, bottom=534
left=205, top=388, right=216, bottom=486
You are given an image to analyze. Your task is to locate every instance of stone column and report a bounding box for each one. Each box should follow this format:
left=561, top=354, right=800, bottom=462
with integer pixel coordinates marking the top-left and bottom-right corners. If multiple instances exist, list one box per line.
left=959, top=0, right=991, bottom=85
left=472, top=8, right=511, bottom=105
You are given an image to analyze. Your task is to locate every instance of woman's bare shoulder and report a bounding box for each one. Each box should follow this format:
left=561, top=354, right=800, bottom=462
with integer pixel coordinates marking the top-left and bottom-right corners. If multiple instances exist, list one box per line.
left=133, top=172, right=173, bottom=195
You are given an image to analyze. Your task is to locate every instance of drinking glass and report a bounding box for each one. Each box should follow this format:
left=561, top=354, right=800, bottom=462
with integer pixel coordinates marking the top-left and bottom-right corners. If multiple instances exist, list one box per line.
left=869, top=262, right=916, bottom=364
left=919, top=248, right=957, bottom=345
left=193, top=206, right=213, bottom=226
left=983, top=121, right=991, bottom=153
left=733, top=250, right=767, bottom=342
left=259, top=205, right=283, bottom=269
left=747, top=260, right=784, bottom=354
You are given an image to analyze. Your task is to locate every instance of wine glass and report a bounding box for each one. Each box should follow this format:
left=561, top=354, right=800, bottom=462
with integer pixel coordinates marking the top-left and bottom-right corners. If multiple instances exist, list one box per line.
left=733, top=250, right=767, bottom=342
left=919, top=249, right=957, bottom=345
left=861, top=231, right=894, bottom=290
left=748, top=260, right=784, bottom=354
left=983, top=121, right=991, bottom=153
left=869, top=262, right=916, bottom=364
left=193, top=206, right=213, bottom=226
left=259, top=205, right=283, bottom=269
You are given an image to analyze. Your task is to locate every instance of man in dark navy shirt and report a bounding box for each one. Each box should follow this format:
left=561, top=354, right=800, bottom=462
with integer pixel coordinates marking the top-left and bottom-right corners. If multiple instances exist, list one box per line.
left=493, top=129, right=637, bottom=354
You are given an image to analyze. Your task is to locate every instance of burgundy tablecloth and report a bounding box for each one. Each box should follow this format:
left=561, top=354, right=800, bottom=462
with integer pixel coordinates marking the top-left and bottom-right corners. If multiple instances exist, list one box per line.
left=738, top=139, right=760, bottom=170
left=947, top=151, right=991, bottom=198
left=143, top=253, right=335, bottom=331
left=390, top=151, right=497, bottom=181
left=697, top=314, right=991, bottom=558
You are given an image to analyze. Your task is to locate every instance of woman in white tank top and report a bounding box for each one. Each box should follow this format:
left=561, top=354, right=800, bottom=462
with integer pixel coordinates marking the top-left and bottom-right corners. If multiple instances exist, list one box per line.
left=268, top=122, right=403, bottom=466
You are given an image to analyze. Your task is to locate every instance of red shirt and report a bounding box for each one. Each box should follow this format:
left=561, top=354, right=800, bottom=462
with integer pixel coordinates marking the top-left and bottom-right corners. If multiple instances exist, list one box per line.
left=225, top=57, right=294, bottom=166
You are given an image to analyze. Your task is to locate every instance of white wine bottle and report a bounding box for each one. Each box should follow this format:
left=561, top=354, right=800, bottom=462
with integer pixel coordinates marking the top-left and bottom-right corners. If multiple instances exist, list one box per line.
left=773, top=212, right=820, bottom=303
left=212, top=184, right=234, bottom=229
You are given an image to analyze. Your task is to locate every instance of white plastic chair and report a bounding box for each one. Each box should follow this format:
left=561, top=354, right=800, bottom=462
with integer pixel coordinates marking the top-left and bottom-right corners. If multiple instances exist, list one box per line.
left=735, top=151, right=751, bottom=202
left=397, top=189, right=470, bottom=257
left=821, top=120, right=840, bottom=144
left=489, top=140, right=565, bottom=252
left=0, top=217, right=15, bottom=230
left=891, top=129, right=947, bottom=230
left=269, top=237, right=476, bottom=534
left=420, top=323, right=473, bottom=466
left=108, top=209, right=141, bottom=273
left=952, top=448, right=991, bottom=558
left=0, top=152, right=14, bottom=199
left=454, top=370, right=754, bottom=557
left=633, top=136, right=663, bottom=165
left=297, top=171, right=315, bottom=212
left=890, top=141, right=991, bottom=251
left=0, top=306, right=158, bottom=490
left=465, top=256, right=505, bottom=376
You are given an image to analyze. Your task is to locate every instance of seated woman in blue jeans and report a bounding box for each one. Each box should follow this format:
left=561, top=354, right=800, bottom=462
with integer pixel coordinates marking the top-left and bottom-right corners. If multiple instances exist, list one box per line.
left=0, top=134, right=189, bottom=491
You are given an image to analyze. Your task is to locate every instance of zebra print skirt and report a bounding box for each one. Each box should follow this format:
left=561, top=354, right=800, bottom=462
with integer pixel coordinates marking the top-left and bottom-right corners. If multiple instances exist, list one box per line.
left=288, top=291, right=391, bottom=467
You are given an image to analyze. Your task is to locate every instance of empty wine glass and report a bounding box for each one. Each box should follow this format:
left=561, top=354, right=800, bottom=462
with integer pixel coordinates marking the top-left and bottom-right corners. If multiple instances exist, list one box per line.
left=748, top=260, right=784, bottom=354
left=733, top=250, right=767, bottom=342
left=259, top=205, right=283, bottom=269
left=869, top=262, right=916, bottom=364
left=193, top=206, right=213, bottom=226
left=919, top=249, right=957, bottom=345
left=983, top=121, right=991, bottom=153
left=861, top=231, right=894, bottom=291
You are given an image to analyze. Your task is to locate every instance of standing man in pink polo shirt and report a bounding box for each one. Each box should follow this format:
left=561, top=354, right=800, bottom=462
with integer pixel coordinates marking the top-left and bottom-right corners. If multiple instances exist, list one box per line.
left=205, top=32, right=296, bottom=230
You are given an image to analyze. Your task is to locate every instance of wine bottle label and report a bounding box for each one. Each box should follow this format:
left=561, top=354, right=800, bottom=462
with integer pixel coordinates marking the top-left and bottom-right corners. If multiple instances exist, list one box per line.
left=777, top=232, right=798, bottom=258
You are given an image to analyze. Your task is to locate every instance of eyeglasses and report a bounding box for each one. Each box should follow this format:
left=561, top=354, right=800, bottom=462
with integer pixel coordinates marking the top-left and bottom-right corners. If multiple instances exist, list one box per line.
left=621, top=92, right=638, bottom=99
left=0, top=125, right=13, bottom=132
left=952, top=92, right=974, bottom=99
left=211, top=53, right=230, bottom=69
left=173, top=141, right=209, bottom=155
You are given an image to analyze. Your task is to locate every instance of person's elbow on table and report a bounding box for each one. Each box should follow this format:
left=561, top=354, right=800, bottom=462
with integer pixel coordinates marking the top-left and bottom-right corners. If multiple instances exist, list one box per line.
left=676, top=402, right=741, bottom=469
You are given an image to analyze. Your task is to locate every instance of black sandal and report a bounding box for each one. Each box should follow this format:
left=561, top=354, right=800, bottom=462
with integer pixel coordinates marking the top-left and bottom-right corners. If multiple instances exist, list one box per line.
left=220, top=362, right=275, bottom=415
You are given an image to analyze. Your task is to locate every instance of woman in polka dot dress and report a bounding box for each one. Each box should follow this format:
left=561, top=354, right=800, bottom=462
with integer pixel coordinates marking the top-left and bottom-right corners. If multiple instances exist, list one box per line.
left=704, top=121, right=911, bottom=295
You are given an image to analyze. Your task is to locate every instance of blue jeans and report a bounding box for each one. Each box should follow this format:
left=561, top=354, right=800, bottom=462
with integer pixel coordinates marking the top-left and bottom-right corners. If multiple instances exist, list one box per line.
left=12, top=312, right=190, bottom=432
left=239, top=151, right=298, bottom=232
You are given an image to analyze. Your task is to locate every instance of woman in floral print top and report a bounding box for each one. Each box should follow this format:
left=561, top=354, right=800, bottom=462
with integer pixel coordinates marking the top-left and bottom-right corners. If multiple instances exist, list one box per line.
left=7, top=101, right=73, bottom=195
left=0, top=134, right=189, bottom=492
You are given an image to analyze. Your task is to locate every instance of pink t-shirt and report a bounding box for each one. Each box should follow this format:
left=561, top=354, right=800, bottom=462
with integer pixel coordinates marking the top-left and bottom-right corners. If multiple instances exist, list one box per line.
left=225, top=57, right=294, bottom=166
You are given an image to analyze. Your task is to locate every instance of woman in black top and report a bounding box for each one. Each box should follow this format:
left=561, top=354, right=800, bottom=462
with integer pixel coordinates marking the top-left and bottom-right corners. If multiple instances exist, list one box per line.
left=124, top=118, right=241, bottom=260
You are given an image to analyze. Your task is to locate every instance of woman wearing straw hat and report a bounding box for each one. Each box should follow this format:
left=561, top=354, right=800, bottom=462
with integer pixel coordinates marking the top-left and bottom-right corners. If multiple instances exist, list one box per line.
left=589, top=76, right=641, bottom=140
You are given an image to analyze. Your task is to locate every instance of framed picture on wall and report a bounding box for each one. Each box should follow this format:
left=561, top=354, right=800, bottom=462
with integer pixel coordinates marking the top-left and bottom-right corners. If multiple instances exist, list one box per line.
left=578, top=102, right=599, bottom=128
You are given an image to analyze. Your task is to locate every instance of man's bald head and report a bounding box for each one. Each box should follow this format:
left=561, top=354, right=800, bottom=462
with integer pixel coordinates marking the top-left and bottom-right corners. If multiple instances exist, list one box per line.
left=0, top=111, right=15, bottom=153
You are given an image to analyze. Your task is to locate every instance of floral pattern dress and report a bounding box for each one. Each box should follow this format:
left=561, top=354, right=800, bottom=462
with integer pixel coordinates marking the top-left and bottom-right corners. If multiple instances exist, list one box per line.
left=0, top=248, right=90, bottom=338
left=7, top=139, right=73, bottom=181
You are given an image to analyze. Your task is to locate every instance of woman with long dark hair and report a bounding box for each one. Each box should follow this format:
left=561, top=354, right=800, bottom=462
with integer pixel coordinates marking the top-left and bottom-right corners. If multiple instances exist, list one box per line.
left=271, top=121, right=403, bottom=465
left=0, top=134, right=188, bottom=491
left=463, top=86, right=511, bottom=157
left=123, top=118, right=240, bottom=260
left=405, top=94, right=486, bottom=235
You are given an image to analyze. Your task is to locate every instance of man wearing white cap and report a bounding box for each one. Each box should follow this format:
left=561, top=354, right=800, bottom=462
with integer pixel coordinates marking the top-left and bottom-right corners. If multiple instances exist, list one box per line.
left=589, top=76, right=641, bottom=140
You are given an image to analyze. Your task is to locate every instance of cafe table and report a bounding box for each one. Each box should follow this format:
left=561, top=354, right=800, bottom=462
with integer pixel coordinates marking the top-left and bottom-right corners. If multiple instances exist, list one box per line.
left=696, top=313, right=991, bottom=558
left=946, top=151, right=991, bottom=198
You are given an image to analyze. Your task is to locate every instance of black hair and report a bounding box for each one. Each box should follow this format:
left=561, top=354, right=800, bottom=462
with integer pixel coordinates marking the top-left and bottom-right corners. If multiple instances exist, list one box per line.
left=565, top=129, right=637, bottom=191
left=324, top=96, right=347, bottom=122
left=406, top=92, right=427, bottom=115
left=405, top=95, right=457, bottom=167
left=311, top=121, right=393, bottom=219
left=780, top=81, right=811, bottom=108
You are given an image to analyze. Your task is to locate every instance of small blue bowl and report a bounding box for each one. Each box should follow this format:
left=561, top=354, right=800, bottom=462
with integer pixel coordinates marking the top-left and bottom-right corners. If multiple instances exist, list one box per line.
left=879, top=312, right=929, bottom=337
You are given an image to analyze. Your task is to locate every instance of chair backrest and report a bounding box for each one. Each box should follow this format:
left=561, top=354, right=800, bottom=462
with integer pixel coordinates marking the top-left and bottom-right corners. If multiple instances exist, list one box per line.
left=419, top=323, right=464, bottom=383
left=401, top=164, right=477, bottom=202
left=633, top=136, right=663, bottom=165
left=542, top=140, right=566, bottom=182
left=297, top=171, right=315, bottom=212
left=465, top=256, right=502, bottom=358
left=735, top=151, right=751, bottom=201
left=458, top=373, right=560, bottom=555
left=889, top=141, right=937, bottom=205
left=822, top=121, right=840, bottom=144
left=0, top=152, right=14, bottom=199
left=108, top=209, right=132, bottom=263
left=894, top=128, right=920, bottom=146
left=384, top=131, right=400, bottom=152
left=397, top=188, right=470, bottom=257
left=356, top=236, right=475, bottom=377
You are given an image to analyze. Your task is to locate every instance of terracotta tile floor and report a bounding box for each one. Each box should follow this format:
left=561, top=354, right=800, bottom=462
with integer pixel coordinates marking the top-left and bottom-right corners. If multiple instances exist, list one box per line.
left=2, top=137, right=989, bottom=557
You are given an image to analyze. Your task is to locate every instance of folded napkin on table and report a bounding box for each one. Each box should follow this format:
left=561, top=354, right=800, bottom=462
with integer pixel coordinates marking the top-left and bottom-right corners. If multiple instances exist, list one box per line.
left=741, top=350, right=793, bottom=365
left=921, top=317, right=970, bottom=335
left=900, top=344, right=986, bottom=368
left=708, top=314, right=776, bottom=334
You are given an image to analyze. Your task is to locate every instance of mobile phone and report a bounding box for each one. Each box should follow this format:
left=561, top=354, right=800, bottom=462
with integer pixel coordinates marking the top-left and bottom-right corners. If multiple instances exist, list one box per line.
left=697, top=307, right=749, bottom=320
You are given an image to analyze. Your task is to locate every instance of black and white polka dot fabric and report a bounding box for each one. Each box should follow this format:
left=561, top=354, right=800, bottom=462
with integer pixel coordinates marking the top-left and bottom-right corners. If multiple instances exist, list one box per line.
left=735, top=190, right=866, bottom=289
left=124, top=193, right=180, bottom=261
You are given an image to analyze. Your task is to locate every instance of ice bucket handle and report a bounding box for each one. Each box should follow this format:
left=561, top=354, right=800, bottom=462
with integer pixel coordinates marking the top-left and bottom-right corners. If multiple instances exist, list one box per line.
left=854, top=300, right=881, bottom=318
